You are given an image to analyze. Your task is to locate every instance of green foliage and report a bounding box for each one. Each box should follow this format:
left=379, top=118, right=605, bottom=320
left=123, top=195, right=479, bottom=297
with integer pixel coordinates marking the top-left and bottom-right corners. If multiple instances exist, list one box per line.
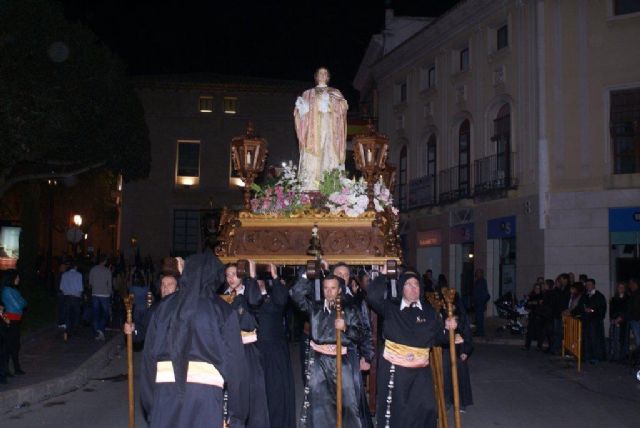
left=318, top=169, right=343, bottom=196
left=0, top=0, right=150, bottom=183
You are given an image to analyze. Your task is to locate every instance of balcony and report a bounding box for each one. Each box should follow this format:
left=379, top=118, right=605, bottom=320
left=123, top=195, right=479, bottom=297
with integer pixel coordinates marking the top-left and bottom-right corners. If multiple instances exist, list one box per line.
left=408, top=175, right=437, bottom=209
left=438, top=166, right=471, bottom=204
left=473, top=152, right=518, bottom=195
left=399, top=152, right=519, bottom=212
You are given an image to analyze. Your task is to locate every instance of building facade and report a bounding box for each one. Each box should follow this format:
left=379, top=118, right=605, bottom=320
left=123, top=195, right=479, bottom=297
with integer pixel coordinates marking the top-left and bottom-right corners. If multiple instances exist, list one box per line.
left=120, top=74, right=306, bottom=262
left=355, top=0, right=640, bottom=309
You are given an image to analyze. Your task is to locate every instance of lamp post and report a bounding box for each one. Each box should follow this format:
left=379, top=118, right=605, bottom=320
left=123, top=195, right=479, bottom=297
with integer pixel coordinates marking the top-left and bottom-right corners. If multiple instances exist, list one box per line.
left=67, top=214, right=84, bottom=255
left=45, top=178, right=58, bottom=293
left=231, top=122, right=268, bottom=210
left=353, top=121, right=389, bottom=210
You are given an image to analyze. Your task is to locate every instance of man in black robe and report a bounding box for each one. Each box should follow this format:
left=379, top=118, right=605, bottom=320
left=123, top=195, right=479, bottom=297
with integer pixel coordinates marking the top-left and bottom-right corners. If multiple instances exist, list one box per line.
left=291, top=273, right=365, bottom=428
left=434, top=288, right=474, bottom=411
left=254, top=265, right=296, bottom=428
left=367, top=269, right=457, bottom=428
left=571, top=278, right=607, bottom=363
left=332, top=262, right=374, bottom=428
left=140, top=251, right=248, bottom=428
left=222, top=263, right=270, bottom=428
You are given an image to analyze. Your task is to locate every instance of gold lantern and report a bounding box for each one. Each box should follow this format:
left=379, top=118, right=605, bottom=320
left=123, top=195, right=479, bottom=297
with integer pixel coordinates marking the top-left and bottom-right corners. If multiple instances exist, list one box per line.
left=353, top=121, right=389, bottom=210
left=231, top=122, right=268, bottom=210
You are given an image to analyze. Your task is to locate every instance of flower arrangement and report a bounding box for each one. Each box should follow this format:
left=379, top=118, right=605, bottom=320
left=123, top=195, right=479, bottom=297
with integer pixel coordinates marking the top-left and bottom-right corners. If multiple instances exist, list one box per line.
left=320, top=169, right=398, bottom=217
left=249, top=164, right=397, bottom=217
left=249, top=162, right=311, bottom=215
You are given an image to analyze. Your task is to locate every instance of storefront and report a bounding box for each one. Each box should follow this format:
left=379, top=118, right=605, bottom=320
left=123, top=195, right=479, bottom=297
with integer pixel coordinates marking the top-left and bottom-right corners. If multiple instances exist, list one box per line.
left=449, top=223, right=474, bottom=299
left=487, top=215, right=517, bottom=299
left=609, top=207, right=640, bottom=285
left=0, top=222, right=21, bottom=270
left=416, top=229, right=442, bottom=280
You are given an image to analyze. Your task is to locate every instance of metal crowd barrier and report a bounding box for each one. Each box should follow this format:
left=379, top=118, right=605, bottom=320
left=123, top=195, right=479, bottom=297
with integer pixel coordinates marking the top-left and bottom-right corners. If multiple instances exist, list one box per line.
left=562, top=314, right=582, bottom=372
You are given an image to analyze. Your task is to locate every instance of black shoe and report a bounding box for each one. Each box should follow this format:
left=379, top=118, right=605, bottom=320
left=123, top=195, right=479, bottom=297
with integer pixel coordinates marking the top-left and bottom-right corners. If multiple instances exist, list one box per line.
left=521, top=346, right=530, bottom=351
left=14, top=369, right=25, bottom=375
left=0, top=377, right=7, bottom=384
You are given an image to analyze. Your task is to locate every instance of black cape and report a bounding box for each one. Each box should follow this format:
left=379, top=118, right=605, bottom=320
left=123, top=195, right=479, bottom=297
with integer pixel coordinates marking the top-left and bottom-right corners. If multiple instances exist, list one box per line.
left=140, top=252, right=248, bottom=428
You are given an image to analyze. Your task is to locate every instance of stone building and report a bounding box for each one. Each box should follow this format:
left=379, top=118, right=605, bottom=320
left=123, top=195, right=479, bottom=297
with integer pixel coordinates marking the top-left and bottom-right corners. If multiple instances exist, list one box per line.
left=354, top=1, right=640, bottom=308
left=120, top=74, right=306, bottom=261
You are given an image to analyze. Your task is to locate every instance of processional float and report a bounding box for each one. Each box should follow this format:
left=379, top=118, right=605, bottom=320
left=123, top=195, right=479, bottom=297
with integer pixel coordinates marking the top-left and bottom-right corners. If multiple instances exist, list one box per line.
left=215, top=90, right=459, bottom=426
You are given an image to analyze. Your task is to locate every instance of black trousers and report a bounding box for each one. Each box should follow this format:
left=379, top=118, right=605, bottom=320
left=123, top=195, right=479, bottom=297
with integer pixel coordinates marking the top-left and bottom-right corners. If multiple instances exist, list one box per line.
left=0, top=335, right=7, bottom=379
left=7, top=320, right=22, bottom=372
left=64, top=296, right=82, bottom=334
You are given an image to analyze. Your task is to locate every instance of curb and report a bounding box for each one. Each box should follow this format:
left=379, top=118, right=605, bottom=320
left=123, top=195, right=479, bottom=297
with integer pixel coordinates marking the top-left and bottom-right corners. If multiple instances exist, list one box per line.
left=473, top=336, right=523, bottom=346
left=0, top=334, right=122, bottom=414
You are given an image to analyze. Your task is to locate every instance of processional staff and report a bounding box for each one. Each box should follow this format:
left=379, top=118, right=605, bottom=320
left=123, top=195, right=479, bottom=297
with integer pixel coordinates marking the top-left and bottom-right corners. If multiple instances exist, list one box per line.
left=124, top=294, right=135, bottom=428
left=335, top=294, right=343, bottom=428
left=426, top=292, right=448, bottom=428
left=442, top=288, right=462, bottom=428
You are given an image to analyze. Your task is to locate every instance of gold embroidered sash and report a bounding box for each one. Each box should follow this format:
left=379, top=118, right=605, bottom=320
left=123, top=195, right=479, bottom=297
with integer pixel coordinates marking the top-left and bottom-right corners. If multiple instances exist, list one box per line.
left=310, top=340, right=347, bottom=356
left=383, top=339, right=430, bottom=368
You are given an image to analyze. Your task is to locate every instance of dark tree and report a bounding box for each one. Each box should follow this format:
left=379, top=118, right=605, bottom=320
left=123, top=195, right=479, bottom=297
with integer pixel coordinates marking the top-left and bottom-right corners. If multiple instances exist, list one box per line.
left=0, top=0, right=150, bottom=196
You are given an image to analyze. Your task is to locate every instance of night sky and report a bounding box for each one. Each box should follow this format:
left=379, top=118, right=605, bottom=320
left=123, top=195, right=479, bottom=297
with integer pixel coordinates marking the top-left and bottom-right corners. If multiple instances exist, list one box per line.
left=60, top=0, right=459, bottom=101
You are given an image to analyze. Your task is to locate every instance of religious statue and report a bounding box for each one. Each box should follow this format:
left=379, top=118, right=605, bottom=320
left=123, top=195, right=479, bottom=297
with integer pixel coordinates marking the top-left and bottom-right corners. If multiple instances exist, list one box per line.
left=294, top=67, right=348, bottom=191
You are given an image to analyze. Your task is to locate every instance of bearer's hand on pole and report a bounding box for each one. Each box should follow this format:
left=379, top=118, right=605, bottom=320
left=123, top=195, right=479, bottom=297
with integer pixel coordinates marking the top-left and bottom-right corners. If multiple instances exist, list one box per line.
left=320, top=259, right=329, bottom=272
left=445, top=317, right=458, bottom=331
left=335, top=318, right=346, bottom=332
left=359, top=357, right=370, bottom=371
left=380, top=263, right=387, bottom=276
left=248, top=259, right=257, bottom=279
left=175, top=257, right=185, bottom=274
left=269, top=263, right=278, bottom=280
left=124, top=322, right=135, bottom=335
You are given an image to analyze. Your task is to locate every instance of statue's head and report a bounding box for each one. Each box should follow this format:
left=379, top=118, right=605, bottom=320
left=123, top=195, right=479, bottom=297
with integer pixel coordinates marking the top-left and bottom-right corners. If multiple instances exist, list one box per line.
left=314, top=67, right=330, bottom=85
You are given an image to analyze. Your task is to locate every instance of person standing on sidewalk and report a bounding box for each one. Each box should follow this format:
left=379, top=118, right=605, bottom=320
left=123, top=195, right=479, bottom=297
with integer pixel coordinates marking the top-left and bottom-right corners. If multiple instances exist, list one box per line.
left=624, top=278, right=640, bottom=360
left=1, top=270, right=27, bottom=375
left=89, top=255, right=113, bottom=341
left=0, top=303, right=9, bottom=384
left=472, top=269, right=490, bottom=337
left=60, top=260, right=84, bottom=342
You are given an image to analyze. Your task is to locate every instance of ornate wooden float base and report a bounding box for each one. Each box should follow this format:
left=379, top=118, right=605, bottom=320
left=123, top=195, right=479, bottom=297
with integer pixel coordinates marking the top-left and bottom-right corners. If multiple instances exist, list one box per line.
left=215, top=208, right=401, bottom=265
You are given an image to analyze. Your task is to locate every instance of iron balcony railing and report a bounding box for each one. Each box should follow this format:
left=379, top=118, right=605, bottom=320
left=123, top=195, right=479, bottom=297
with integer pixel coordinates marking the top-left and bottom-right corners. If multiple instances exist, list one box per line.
left=438, top=165, right=471, bottom=204
left=473, top=152, right=518, bottom=195
left=408, top=174, right=437, bottom=209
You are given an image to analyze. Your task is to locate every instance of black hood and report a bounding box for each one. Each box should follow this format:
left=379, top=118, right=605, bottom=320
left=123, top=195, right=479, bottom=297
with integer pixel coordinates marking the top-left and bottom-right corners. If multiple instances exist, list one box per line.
left=166, top=251, right=224, bottom=390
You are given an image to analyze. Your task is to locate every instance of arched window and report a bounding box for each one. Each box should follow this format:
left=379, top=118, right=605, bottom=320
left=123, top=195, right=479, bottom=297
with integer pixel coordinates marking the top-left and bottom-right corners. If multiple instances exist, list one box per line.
left=458, top=119, right=471, bottom=196
left=399, top=145, right=408, bottom=210
left=492, top=104, right=511, bottom=186
left=426, top=135, right=437, bottom=203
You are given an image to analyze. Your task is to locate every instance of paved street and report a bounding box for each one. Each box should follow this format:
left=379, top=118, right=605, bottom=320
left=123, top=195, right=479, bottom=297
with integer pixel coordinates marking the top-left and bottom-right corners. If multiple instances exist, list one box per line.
left=2, top=343, right=639, bottom=427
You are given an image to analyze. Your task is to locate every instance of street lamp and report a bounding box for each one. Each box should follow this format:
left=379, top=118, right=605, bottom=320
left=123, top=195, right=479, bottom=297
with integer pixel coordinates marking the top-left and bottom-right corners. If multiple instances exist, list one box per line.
left=231, top=122, right=268, bottom=210
left=353, top=120, right=389, bottom=210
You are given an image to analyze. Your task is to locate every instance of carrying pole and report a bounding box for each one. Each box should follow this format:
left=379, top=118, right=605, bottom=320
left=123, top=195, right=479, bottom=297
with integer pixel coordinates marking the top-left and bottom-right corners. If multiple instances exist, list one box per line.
left=124, top=294, right=135, bottom=428
left=335, top=294, right=343, bottom=428
left=443, top=288, right=461, bottom=428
